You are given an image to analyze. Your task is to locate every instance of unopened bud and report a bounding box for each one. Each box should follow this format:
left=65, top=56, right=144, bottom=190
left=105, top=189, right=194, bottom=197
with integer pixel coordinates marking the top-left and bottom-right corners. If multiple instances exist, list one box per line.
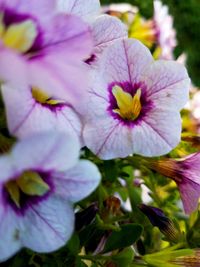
left=139, top=204, right=180, bottom=242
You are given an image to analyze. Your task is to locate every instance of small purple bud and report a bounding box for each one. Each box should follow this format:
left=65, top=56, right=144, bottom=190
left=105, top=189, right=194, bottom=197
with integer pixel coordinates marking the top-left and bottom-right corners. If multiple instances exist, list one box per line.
left=139, top=204, right=179, bottom=241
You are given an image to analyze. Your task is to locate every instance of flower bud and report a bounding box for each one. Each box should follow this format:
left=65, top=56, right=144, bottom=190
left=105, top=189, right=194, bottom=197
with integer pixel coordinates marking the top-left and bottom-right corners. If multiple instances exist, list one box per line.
left=139, top=204, right=180, bottom=241
left=75, top=203, right=99, bottom=231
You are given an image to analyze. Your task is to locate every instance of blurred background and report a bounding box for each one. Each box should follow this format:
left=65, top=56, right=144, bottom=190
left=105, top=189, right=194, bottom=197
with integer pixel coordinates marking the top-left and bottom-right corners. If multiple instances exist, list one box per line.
left=100, top=0, right=200, bottom=88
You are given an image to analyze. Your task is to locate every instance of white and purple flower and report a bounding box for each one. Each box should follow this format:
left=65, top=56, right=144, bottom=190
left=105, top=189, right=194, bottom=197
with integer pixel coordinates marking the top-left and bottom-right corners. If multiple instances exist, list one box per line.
left=0, top=0, right=93, bottom=104
left=83, top=39, right=190, bottom=159
left=58, top=0, right=128, bottom=65
left=1, top=84, right=82, bottom=142
left=0, top=131, right=101, bottom=261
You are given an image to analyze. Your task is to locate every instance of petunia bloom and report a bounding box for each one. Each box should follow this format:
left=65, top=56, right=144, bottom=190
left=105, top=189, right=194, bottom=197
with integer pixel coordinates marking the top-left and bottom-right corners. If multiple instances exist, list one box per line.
left=1, top=84, right=83, bottom=141
left=58, top=0, right=128, bottom=65
left=146, top=152, right=200, bottom=214
left=83, top=38, right=190, bottom=160
left=0, top=0, right=93, bottom=105
left=0, top=131, right=101, bottom=262
left=153, top=0, right=177, bottom=60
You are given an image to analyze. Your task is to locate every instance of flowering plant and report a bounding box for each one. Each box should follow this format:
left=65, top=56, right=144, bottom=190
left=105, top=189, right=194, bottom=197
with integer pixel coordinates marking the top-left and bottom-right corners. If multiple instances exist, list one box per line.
left=1, top=1, right=200, bottom=267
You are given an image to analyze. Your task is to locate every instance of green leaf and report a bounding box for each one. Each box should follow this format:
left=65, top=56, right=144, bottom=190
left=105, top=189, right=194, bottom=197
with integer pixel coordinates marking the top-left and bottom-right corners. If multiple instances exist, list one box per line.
left=75, top=258, right=88, bottom=267
left=103, top=223, right=143, bottom=253
left=67, top=233, right=80, bottom=255
left=79, top=222, right=105, bottom=252
left=103, top=160, right=118, bottom=182
left=112, top=247, right=135, bottom=267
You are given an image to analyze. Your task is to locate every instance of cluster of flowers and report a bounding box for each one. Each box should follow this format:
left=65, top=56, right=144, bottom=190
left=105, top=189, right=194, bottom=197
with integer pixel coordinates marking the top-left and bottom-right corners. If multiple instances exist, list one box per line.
left=104, top=1, right=176, bottom=59
left=1, top=0, right=200, bottom=264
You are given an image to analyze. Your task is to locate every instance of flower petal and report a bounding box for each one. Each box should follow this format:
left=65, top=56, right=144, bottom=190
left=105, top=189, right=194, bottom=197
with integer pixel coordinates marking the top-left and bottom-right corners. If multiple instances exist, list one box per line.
left=179, top=153, right=200, bottom=184
left=2, top=84, right=82, bottom=142
left=0, top=47, right=27, bottom=87
left=0, top=155, right=16, bottom=183
left=57, top=0, right=100, bottom=22
left=91, top=15, right=127, bottom=58
left=41, top=14, right=92, bottom=60
left=142, top=60, right=190, bottom=110
left=54, top=160, right=101, bottom=202
left=83, top=115, right=134, bottom=159
left=12, top=0, right=57, bottom=19
left=98, top=39, right=153, bottom=86
left=178, top=178, right=200, bottom=214
left=28, top=55, right=91, bottom=106
left=0, top=197, right=21, bottom=262
left=11, top=132, right=80, bottom=174
left=132, top=108, right=182, bottom=156
left=21, top=196, right=74, bottom=252
left=84, top=107, right=182, bottom=159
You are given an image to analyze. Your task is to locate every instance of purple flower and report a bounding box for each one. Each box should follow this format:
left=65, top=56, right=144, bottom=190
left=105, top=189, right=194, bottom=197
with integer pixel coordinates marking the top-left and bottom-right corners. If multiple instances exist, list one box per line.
left=0, top=0, right=93, bottom=105
left=83, top=38, right=190, bottom=159
left=0, top=131, right=101, bottom=261
left=176, top=153, right=200, bottom=214
left=147, top=152, right=200, bottom=214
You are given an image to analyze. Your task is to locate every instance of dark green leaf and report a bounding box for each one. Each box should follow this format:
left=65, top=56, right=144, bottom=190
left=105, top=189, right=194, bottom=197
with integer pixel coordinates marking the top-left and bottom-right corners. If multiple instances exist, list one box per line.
left=75, top=258, right=88, bottom=267
left=103, top=223, right=143, bottom=253
left=67, top=233, right=80, bottom=255
left=103, top=160, right=118, bottom=182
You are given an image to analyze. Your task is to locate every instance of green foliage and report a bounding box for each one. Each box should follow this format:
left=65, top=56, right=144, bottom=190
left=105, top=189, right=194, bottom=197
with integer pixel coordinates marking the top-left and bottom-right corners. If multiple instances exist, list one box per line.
left=103, top=223, right=143, bottom=253
left=162, top=0, right=200, bottom=87
left=111, top=247, right=135, bottom=267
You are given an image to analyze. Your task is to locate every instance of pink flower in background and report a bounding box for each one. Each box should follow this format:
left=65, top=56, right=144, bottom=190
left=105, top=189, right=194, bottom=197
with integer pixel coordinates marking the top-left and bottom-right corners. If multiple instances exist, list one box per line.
left=83, top=39, right=190, bottom=159
left=58, top=0, right=128, bottom=65
left=0, top=132, right=100, bottom=262
left=2, top=84, right=83, bottom=142
left=101, top=1, right=176, bottom=60
left=153, top=0, right=177, bottom=60
left=176, top=153, right=200, bottom=214
left=148, top=153, right=200, bottom=214
left=0, top=0, right=93, bottom=105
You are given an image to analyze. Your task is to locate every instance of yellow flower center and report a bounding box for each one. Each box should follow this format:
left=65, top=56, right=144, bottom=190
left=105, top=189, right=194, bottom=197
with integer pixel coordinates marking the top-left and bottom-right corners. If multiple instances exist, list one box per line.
left=0, top=13, right=37, bottom=53
left=32, top=87, right=65, bottom=106
left=112, top=85, right=142, bottom=121
left=5, top=171, right=50, bottom=208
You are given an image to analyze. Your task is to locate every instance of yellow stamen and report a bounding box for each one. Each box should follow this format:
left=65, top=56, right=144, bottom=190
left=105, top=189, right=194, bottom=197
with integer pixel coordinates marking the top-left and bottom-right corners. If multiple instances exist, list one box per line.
left=5, top=181, right=20, bottom=208
left=32, top=87, right=65, bottom=105
left=1, top=19, right=37, bottom=53
left=16, top=171, right=50, bottom=196
left=5, top=171, right=50, bottom=208
left=112, top=85, right=142, bottom=121
left=131, top=88, right=142, bottom=118
left=32, top=87, right=50, bottom=104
